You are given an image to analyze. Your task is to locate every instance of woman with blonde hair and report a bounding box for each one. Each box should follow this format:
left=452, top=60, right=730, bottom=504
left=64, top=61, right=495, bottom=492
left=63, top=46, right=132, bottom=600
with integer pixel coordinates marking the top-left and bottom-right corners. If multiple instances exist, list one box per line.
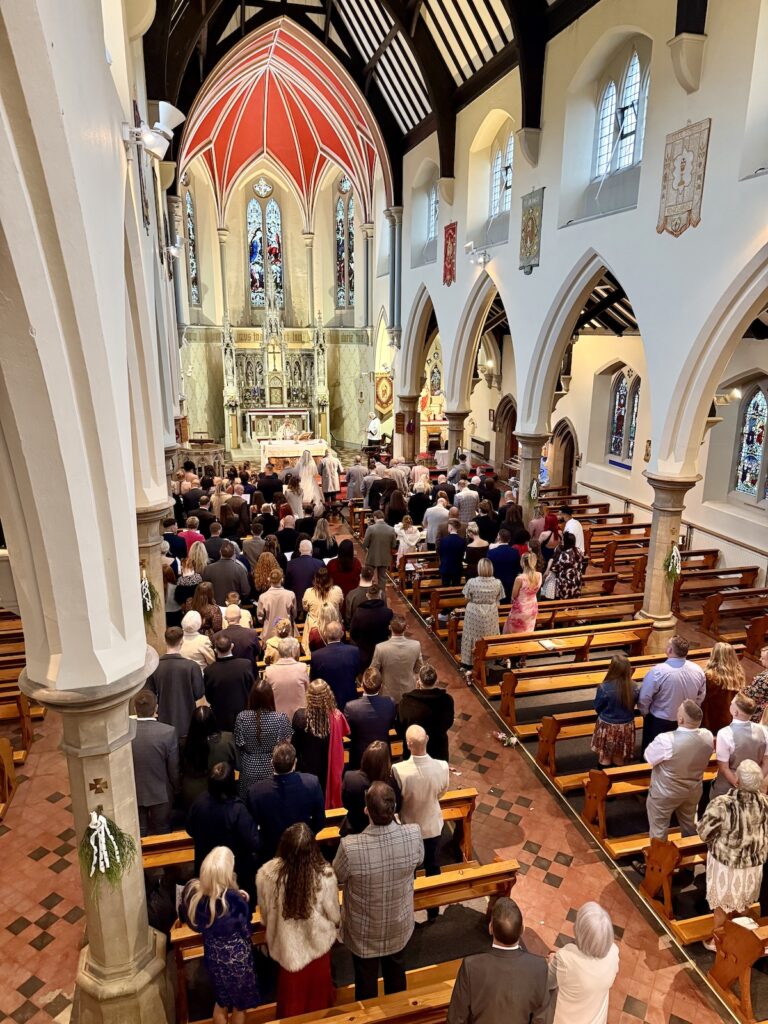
left=210, top=480, right=228, bottom=518
left=256, top=569, right=296, bottom=640
left=702, top=642, right=747, bottom=732
left=256, top=823, right=339, bottom=1017
left=301, top=567, right=343, bottom=654
left=394, top=514, right=424, bottom=560
left=180, top=847, right=259, bottom=1023
left=311, top=517, right=339, bottom=560
left=308, top=603, right=341, bottom=652
left=460, top=558, right=504, bottom=670
left=291, top=680, right=349, bottom=807
left=503, top=551, right=542, bottom=635
left=263, top=618, right=293, bottom=665
left=187, top=540, right=209, bottom=577
left=464, top=521, right=490, bottom=578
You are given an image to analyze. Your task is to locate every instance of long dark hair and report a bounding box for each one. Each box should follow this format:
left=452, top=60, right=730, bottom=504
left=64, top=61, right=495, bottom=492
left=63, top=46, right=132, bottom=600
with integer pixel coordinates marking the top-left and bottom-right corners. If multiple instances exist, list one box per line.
left=182, top=706, right=221, bottom=775
left=247, top=680, right=276, bottom=744
left=190, top=581, right=216, bottom=614
left=312, top=566, right=334, bottom=599
left=337, top=538, right=355, bottom=573
left=275, top=823, right=329, bottom=920
left=603, top=653, right=635, bottom=711
left=361, top=740, right=392, bottom=782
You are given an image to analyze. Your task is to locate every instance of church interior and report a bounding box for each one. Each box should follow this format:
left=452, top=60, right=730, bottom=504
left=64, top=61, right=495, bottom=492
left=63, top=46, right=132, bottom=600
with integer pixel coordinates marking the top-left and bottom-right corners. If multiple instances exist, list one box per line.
left=0, top=0, right=768, bottom=1021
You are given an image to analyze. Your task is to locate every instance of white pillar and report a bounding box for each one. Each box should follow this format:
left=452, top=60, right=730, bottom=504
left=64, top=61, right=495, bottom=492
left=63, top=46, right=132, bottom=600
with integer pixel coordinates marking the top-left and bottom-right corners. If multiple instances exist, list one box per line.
left=303, top=231, right=315, bottom=327
left=362, top=221, right=375, bottom=328
left=385, top=206, right=403, bottom=349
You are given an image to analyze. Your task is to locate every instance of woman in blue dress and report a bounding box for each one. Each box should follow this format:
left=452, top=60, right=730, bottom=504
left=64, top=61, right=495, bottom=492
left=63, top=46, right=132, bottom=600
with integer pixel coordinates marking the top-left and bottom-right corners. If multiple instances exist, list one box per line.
left=180, top=847, right=260, bottom=1023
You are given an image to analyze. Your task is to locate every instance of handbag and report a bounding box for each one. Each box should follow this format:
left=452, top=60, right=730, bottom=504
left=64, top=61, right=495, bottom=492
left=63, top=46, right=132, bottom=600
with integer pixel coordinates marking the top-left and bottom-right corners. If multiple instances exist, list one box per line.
left=541, top=571, right=557, bottom=600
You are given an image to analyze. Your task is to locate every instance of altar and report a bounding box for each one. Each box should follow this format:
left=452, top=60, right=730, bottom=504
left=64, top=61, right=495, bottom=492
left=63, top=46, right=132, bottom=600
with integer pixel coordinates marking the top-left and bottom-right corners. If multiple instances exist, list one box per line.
left=259, top=438, right=327, bottom=470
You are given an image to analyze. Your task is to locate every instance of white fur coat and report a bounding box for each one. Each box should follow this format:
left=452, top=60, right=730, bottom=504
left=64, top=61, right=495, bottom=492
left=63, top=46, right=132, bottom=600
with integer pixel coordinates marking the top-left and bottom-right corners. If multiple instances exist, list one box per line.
left=256, top=858, right=340, bottom=972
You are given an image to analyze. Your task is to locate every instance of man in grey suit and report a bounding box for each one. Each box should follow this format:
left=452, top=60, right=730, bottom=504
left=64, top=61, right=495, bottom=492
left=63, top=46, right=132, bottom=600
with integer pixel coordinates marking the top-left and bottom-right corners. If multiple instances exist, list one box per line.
left=146, top=626, right=204, bottom=742
left=371, top=616, right=423, bottom=703
left=333, top=781, right=423, bottom=1000
left=447, top=897, right=549, bottom=1024
left=362, top=510, right=397, bottom=585
left=130, top=690, right=179, bottom=836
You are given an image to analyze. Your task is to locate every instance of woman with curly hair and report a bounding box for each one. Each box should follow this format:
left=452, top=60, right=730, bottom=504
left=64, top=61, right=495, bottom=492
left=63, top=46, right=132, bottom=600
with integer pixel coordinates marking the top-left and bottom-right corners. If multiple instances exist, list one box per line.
left=252, top=540, right=283, bottom=596
left=702, top=641, right=747, bottom=732
left=186, top=581, right=223, bottom=636
left=256, top=823, right=339, bottom=1018
left=301, top=567, right=343, bottom=654
left=291, top=679, right=349, bottom=808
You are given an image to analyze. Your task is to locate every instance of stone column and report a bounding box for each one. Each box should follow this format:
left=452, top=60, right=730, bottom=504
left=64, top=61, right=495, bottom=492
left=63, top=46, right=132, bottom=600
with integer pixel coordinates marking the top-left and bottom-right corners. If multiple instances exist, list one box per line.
left=399, top=395, right=420, bottom=463
left=218, top=228, right=239, bottom=451
left=362, top=222, right=375, bottom=328
left=641, top=472, right=700, bottom=642
left=136, top=502, right=170, bottom=654
left=446, top=410, right=469, bottom=461
left=21, top=650, right=169, bottom=1024
left=516, top=432, right=550, bottom=524
left=302, top=232, right=314, bottom=327
left=385, top=207, right=403, bottom=349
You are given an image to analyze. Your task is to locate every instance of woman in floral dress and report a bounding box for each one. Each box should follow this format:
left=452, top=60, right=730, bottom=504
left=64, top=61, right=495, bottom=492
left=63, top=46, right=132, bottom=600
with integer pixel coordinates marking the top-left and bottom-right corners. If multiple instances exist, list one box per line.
left=503, top=553, right=542, bottom=635
left=460, top=558, right=505, bottom=669
left=234, top=680, right=292, bottom=797
left=549, top=532, right=583, bottom=599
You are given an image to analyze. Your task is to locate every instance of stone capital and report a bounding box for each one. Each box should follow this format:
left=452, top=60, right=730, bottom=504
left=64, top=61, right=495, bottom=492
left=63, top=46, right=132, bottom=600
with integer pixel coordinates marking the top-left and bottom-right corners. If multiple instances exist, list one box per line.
left=362, top=222, right=375, bottom=239
left=445, top=410, right=470, bottom=427
left=643, top=470, right=701, bottom=512
left=515, top=431, right=550, bottom=457
left=398, top=394, right=420, bottom=410
left=217, top=227, right=229, bottom=244
left=302, top=232, right=314, bottom=248
left=384, top=206, right=404, bottom=226
left=667, top=32, right=706, bottom=94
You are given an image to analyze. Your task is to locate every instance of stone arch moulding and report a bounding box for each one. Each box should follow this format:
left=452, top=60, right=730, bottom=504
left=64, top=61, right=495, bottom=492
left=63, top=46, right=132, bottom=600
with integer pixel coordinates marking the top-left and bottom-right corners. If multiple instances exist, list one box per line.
left=445, top=270, right=502, bottom=410
left=658, top=240, right=768, bottom=477
left=400, top=283, right=438, bottom=398
left=520, top=248, right=612, bottom=434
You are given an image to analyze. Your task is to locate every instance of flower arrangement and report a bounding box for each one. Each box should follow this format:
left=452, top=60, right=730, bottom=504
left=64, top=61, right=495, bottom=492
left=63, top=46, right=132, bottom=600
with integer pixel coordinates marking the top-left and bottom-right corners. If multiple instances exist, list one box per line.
left=529, top=478, right=539, bottom=502
left=141, top=568, right=159, bottom=627
left=663, top=543, right=682, bottom=583
left=78, top=809, right=136, bottom=895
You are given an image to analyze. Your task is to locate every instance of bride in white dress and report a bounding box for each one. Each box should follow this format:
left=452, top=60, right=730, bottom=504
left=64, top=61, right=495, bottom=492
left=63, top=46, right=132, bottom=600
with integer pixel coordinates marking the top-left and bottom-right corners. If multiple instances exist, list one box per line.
left=296, top=449, right=323, bottom=508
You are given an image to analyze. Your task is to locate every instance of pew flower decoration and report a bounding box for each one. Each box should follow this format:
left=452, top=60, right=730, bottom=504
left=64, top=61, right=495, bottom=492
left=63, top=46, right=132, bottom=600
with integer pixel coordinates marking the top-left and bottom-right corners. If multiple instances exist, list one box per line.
left=663, top=544, right=682, bottom=583
left=140, top=568, right=159, bottom=627
left=529, top=478, right=539, bottom=502
left=78, top=809, right=136, bottom=894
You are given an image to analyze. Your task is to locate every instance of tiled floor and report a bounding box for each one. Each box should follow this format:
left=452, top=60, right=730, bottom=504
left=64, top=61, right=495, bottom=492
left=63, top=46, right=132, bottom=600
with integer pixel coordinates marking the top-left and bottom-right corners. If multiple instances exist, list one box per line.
left=0, top=514, right=736, bottom=1024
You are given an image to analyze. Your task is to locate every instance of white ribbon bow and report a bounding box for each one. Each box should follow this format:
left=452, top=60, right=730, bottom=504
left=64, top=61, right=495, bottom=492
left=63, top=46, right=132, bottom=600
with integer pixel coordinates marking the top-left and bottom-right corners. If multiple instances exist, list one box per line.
left=87, top=810, right=121, bottom=877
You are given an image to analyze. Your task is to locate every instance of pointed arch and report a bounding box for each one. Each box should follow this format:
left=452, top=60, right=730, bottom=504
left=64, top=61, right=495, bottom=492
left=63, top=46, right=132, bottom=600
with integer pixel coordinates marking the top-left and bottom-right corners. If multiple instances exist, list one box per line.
left=400, top=284, right=439, bottom=398
left=445, top=271, right=508, bottom=410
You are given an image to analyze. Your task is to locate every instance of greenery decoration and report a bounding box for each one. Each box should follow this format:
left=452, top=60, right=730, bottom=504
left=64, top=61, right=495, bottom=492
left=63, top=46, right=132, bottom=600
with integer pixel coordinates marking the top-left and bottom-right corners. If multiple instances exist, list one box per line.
left=663, top=544, right=682, bottom=583
left=529, top=478, right=539, bottom=502
left=140, top=568, right=159, bottom=626
left=78, top=810, right=136, bottom=895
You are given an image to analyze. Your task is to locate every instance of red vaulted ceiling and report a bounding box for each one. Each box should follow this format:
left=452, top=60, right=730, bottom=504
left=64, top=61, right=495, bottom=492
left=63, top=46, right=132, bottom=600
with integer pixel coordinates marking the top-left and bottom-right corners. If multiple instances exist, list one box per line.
left=178, top=18, right=392, bottom=224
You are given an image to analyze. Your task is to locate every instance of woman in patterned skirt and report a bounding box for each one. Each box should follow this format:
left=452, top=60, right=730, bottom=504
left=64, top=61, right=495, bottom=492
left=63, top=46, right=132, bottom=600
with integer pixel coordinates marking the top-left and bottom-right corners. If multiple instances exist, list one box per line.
left=234, top=680, right=292, bottom=797
left=460, top=558, right=505, bottom=670
left=180, top=846, right=260, bottom=1023
left=591, top=654, right=639, bottom=766
left=549, top=532, right=583, bottom=599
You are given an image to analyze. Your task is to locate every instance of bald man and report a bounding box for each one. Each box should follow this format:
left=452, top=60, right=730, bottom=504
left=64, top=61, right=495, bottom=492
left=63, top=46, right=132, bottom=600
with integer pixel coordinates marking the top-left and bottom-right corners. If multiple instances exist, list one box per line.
left=392, top=725, right=449, bottom=918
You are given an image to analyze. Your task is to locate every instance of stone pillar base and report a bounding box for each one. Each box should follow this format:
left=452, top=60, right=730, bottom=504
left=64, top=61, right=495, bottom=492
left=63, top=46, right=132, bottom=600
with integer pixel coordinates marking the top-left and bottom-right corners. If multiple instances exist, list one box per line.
left=72, top=928, right=169, bottom=1024
left=446, top=411, right=468, bottom=461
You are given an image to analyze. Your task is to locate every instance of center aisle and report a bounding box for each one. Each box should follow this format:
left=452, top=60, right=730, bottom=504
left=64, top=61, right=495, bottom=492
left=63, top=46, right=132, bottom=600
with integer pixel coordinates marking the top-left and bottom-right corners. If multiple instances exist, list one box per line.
left=344, top=521, right=731, bottom=1024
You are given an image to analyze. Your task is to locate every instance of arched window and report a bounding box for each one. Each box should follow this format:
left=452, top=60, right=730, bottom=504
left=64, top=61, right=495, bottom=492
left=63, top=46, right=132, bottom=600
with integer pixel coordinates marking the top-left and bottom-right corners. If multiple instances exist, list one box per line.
left=427, top=183, right=439, bottom=241
left=594, top=81, right=617, bottom=178
left=247, top=198, right=264, bottom=308
left=185, top=191, right=200, bottom=306
left=265, top=198, right=283, bottom=308
left=608, top=371, right=640, bottom=463
left=334, top=178, right=355, bottom=308
left=616, top=51, right=641, bottom=169
left=501, top=134, right=514, bottom=213
left=489, top=150, right=503, bottom=216
left=733, top=389, right=767, bottom=498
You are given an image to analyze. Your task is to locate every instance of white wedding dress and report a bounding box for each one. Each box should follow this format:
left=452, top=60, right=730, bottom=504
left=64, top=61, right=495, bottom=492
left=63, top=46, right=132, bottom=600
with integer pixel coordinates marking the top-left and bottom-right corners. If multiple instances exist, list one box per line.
left=297, top=450, right=323, bottom=507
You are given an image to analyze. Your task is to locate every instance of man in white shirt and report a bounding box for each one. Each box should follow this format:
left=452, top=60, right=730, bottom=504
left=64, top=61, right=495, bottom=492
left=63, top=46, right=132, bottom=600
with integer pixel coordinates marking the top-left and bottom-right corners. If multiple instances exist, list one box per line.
left=367, top=412, right=382, bottom=445
left=392, top=725, right=449, bottom=919
left=644, top=699, right=714, bottom=840
left=423, top=498, right=449, bottom=549
left=711, top=692, right=768, bottom=797
left=558, top=505, right=584, bottom=553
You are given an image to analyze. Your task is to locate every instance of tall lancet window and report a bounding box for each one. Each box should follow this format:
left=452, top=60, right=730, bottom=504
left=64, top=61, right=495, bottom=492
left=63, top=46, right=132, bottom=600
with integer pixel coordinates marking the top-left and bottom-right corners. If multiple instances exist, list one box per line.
left=265, top=198, right=283, bottom=307
left=335, top=196, right=346, bottom=308
left=247, top=198, right=264, bottom=308
left=185, top=191, right=200, bottom=306
left=335, top=175, right=355, bottom=309
left=607, top=370, right=640, bottom=464
left=734, top=389, right=767, bottom=496
left=347, top=194, right=355, bottom=307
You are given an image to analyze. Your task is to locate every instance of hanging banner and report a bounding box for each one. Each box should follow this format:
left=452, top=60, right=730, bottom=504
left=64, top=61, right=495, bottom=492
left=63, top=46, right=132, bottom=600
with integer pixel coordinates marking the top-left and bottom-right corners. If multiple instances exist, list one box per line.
left=443, top=221, right=457, bottom=287
left=519, top=188, right=545, bottom=274
left=656, top=117, right=711, bottom=237
left=375, top=373, right=393, bottom=417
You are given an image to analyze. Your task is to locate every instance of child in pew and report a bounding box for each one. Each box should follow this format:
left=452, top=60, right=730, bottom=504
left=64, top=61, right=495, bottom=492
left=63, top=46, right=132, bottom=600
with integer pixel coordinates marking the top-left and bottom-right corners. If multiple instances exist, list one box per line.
left=591, top=654, right=640, bottom=767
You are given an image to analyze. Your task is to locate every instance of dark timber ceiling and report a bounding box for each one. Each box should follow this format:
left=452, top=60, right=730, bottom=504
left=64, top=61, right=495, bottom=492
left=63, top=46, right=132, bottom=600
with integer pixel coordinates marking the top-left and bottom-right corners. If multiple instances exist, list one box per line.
left=144, top=0, right=607, bottom=201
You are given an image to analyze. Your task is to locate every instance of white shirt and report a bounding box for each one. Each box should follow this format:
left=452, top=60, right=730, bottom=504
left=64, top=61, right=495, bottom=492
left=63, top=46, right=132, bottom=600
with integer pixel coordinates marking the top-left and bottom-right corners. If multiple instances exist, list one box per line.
left=550, top=943, right=619, bottom=1024
left=715, top=720, right=768, bottom=761
left=367, top=417, right=382, bottom=441
left=644, top=725, right=714, bottom=766
left=563, top=517, right=584, bottom=552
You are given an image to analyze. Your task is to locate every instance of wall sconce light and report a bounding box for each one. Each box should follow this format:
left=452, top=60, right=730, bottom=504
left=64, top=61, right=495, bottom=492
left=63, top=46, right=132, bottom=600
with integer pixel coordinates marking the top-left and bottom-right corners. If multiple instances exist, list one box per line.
left=713, top=387, right=743, bottom=407
left=123, top=101, right=185, bottom=161
left=165, top=236, right=184, bottom=261
left=464, top=241, right=491, bottom=268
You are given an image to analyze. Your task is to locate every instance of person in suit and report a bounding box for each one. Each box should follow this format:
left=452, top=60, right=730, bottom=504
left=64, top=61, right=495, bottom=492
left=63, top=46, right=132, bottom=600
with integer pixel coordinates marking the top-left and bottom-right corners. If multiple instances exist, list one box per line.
left=131, top=689, right=179, bottom=836
left=276, top=516, right=299, bottom=558
left=362, top=510, right=397, bottom=585
left=186, top=762, right=261, bottom=904
left=430, top=475, right=456, bottom=505
left=309, top=621, right=360, bottom=710
left=203, top=541, right=250, bottom=604
left=242, top=523, right=265, bottom=570
left=333, top=782, right=423, bottom=1001
left=163, top=517, right=188, bottom=561
left=344, top=668, right=397, bottom=769
left=217, top=605, right=261, bottom=669
left=370, top=616, right=423, bottom=704
left=245, top=742, right=325, bottom=863
left=345, top=455, right=367, bottom=500
left=203, top=634, right=255, bottom=732
left=146, top=626, right=204, bottom=742
left=204, top=522, right=227, bottom=562
left=285, top=539, right=325, bottom=609
left=447, top=897, right=550, bottom=1024
left=345, top=566, right=375, bottom=626
left=488, top=529, right=522, bottom=601
left=438, top=520, right=466, bottom=586
left=398, top=665, right=455, bottom=762
left=194, top=495, right=218, bottom=539
left=350, top=586, right=394, bottom=671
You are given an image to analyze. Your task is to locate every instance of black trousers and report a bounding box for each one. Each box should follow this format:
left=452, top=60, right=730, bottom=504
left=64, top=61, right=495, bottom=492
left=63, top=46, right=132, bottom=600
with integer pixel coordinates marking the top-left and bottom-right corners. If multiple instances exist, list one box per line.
left=422, top=835, right=441, bottom=918
left=138, top=802, right=172, bottom=837
left=352, top=946, right=407, bottom=1001
left=641, top=713, right=677, bottom=752
left=441, top=572, right=461, bottom=586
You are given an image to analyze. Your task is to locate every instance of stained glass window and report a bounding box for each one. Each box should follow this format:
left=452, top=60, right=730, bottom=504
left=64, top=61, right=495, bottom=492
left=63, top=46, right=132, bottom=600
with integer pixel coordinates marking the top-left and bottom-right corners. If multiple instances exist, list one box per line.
left=501, top=135, right=514, bottom=212
left=347, top=194, right=355, bottom=308
left=628, top=383, right=640, bottom=459
left=490, top=150, right=503, bottom=216
left=595, top=81, right=617, bottom=178
left=734, top=390, right=767, bottom=495
left=338, top=175, right=352, bottom=194
left=609, top=373, right=628, bottom=456
left=265, top=198, right=283, bottom=308
left=185, top=191, right=200, bottom=305
left=335, top=196, right=346, bottom=308
left=247, top=198, right=264, bottom=308
left=427, top=184, right=439, bottom=241
left=617, top=52, right=641, bottom=169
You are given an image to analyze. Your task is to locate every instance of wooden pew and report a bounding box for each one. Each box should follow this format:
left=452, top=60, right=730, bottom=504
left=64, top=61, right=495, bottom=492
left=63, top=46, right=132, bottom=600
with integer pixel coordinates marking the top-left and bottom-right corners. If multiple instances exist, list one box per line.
left=170, top=859, right=518, bottom=1024
left=673, top=565, right=760, bottom=616
left=473, top=619, right=654, bottom=691
left=539, top=490, right=589, bottom=504
left=583, top=523, right=652, bottom=557
left=701, top=589, right=768, bottom=656
left=708, top=916, right=768, bottom=1023
left=142, top=788, right=478, bottom=870
left=572, top=510, right=633, bottom=525
left=428, top=577, right=621, bottom=625
left=0, top=738, right=17, bottom=819
left=0, top=693, right=33, bottom=765
left=535, top=712, right=643, bottom=778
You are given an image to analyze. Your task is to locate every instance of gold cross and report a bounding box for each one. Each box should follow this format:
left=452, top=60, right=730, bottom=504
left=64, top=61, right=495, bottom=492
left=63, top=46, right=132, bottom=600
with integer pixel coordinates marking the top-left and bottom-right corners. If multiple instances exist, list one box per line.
left=89, top=778, right=108, bottom=795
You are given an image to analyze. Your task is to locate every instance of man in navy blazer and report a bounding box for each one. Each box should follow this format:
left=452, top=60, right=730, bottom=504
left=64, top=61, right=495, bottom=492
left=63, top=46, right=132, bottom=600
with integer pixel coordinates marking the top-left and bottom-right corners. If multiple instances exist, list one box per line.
left=438, top=521, right=466, bottom=586
left=285, top=540, right=325, bottom=608
left=310, top=621, right=360, bottom=709
left=245, top=742, right=325, bottom=863
left=488, top=529, right=521, bottom=601
left=343, top=667, right=397, bottom=769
